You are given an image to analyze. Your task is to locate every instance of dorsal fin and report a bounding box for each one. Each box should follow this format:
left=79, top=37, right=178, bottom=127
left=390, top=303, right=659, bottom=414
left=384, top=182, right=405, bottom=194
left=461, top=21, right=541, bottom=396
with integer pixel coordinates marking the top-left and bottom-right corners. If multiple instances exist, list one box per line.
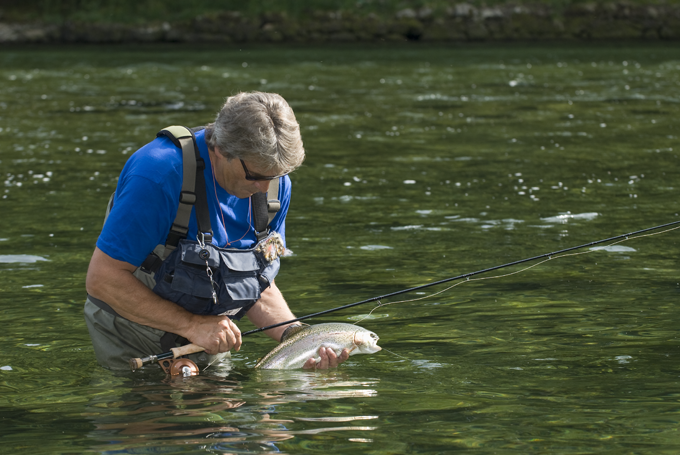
left=280, top=323, right=312, bottom=343
left=285, top=324, right=308, bottom=339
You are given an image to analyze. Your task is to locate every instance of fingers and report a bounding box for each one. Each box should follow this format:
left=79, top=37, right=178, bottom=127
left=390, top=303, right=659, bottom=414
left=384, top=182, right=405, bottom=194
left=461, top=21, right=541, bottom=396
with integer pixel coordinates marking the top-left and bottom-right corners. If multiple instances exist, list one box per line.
left=302, top=347, right=351, bottom=370
left=302, top=358, right=318, bottom=369
left=328, top=348, right=349, bottom=367
left=202, top=344, right=218, bottom=356
left=221, top=318, right=241, bottom=352
left=217, top=318, right=241, bottom=353
left=189, top=316, right=241, bottom=355
left=317, top=347, right=331, bottom=369
left=230, top=318, right=242, bottom=351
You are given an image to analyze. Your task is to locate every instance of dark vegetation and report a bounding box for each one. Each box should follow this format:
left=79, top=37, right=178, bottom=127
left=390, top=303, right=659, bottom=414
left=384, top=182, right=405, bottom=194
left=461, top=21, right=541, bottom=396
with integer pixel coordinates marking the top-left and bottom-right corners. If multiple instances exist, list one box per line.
left=2, top=0, right=680, bottom=43
left=2, top=0, right=679, bottom=24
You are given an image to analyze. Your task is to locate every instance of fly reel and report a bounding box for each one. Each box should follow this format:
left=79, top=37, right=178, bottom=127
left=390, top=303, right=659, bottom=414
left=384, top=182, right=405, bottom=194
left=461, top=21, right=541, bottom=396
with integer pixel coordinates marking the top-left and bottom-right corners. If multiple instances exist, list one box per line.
left=159, top=358, right=199, bottom=377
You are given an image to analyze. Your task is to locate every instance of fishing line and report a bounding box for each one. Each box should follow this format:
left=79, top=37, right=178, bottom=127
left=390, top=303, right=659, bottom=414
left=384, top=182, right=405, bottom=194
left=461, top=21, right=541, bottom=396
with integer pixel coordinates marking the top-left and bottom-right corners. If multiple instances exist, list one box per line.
left=358, top=222, right=680, bottom=319
left=242, top=219, right=680, bottom=337
left=381, top=347, right=410, bottom=360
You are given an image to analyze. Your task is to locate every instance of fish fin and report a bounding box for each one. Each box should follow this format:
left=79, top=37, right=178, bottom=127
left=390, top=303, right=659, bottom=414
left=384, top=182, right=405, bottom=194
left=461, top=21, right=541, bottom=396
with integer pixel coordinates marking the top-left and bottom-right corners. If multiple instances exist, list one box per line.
left=280, top=323, right=310, bottom=342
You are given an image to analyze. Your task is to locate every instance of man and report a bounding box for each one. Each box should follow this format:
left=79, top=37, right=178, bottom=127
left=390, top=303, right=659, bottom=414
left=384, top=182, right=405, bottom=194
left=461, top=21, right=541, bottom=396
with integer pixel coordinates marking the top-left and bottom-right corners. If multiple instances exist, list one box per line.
left=84, top=92, right=349, bottom=370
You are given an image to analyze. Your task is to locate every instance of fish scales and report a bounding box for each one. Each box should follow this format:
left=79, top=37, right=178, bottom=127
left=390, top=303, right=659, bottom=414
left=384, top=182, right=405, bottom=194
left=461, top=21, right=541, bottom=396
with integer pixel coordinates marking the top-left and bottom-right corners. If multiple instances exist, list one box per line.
left=255, top=323, right=381, bottom=369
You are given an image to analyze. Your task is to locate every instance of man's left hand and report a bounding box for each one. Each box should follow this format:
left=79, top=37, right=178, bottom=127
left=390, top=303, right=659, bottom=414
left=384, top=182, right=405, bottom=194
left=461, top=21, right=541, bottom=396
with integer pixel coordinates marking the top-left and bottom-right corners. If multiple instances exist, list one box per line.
left=303, top=346, right=350, bottom=369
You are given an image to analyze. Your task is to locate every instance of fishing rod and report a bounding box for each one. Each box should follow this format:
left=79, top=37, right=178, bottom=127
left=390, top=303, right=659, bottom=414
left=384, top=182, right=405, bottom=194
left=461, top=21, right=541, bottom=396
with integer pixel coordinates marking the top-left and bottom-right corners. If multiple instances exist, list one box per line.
left=242, top=218, right=680, bottom=336
left=129, top=219, right=680, bottom=371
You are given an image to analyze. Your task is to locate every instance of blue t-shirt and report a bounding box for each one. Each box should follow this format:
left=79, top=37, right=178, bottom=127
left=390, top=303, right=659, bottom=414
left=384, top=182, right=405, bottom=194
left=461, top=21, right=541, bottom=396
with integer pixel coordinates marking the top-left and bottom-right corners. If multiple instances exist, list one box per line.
left=97, top=129, right=291, bottom=267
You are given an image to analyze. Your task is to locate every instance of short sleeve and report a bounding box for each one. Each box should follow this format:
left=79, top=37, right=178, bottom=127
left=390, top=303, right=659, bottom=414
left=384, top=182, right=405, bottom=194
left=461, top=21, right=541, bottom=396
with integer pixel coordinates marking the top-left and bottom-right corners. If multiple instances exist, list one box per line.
left=96, top=139, right=183, bottom=266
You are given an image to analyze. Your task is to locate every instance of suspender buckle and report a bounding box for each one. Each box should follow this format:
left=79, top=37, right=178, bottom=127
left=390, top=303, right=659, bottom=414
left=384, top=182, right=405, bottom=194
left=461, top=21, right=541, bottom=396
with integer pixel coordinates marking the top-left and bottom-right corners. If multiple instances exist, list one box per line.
left=179, top=191, right=196, bottom=204
left=170, top=223, right=189, bottom=235
left=166, top=223, right=189, bottom=246
left=267, top=200, right=281, bottom=213
left=140, top=252, right=163, bottom=273
left=198, top=231, right=213, bottom=246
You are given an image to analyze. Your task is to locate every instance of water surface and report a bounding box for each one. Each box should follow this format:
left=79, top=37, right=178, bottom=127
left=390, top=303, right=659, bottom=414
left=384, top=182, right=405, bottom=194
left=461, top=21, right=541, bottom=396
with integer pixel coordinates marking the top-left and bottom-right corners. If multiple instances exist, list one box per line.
left=1, top=43, right=680, bottom=453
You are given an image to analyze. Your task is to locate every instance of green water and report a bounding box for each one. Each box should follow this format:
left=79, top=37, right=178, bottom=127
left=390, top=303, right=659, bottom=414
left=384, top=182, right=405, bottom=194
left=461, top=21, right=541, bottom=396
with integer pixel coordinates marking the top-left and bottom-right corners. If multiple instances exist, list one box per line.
left=1, top=43, right=679, bottom=454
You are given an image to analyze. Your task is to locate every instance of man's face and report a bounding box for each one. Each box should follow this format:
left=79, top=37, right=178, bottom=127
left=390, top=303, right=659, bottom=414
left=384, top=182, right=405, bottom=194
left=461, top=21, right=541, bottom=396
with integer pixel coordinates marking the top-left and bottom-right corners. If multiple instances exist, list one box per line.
left=210, top=147, right=280, bottom=198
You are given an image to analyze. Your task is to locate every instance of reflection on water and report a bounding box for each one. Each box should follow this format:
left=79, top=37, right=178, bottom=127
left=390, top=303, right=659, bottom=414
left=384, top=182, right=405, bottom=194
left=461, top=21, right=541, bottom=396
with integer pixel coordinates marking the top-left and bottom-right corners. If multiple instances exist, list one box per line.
left=82, top=369, right=380, bottom=453
left=1, top=43, right=680, bottom=453
left=540, top=212, right=599, bottom=224
left=0, top=254, right=49, bottom=263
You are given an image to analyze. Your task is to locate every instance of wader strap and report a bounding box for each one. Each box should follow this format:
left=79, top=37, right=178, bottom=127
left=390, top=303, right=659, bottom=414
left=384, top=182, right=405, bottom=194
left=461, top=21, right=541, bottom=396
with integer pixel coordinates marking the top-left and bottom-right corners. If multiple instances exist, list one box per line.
left=140, top=254, right=163, bottom=274
left=252, top=178, right=281, bottom=241
left=156, top=126, right=213, bottom=249
left=268, top=177, right=280, bottom=226
left=139, top=126, right=213, bottom=273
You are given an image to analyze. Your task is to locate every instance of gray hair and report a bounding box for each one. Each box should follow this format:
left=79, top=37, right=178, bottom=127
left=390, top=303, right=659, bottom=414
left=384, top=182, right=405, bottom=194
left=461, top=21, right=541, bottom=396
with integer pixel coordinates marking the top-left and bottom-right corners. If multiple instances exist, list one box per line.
left=205, top=92, right=305, bottom=174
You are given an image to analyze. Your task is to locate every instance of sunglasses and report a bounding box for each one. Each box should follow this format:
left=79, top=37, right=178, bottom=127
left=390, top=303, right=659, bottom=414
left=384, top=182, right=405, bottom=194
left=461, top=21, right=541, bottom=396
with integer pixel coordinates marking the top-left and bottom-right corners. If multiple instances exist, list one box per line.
left=240, top=159, right=287, bottom=181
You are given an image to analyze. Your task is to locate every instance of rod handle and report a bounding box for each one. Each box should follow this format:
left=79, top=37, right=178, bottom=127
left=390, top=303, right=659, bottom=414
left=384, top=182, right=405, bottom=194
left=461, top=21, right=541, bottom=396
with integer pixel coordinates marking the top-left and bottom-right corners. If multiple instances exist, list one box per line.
left=170, top=343, right=205, bottom=358
left=129, top=357, right=145, bottom=371
left=128, top=344, right=205, bottom=371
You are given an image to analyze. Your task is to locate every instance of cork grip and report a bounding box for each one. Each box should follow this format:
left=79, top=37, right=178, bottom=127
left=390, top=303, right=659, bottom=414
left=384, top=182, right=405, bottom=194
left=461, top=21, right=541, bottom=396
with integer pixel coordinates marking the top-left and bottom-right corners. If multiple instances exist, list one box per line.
left=170, top=343, right=205, bottom=358
left=129, top=343, right=206, bottom=371
left=129, top=357, right=144, bottom=371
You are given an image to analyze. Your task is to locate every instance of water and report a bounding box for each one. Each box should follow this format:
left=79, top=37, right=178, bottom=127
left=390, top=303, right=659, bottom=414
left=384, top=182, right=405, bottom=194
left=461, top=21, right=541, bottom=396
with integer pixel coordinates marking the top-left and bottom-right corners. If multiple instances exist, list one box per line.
left=1, top=43, right=680, bottom=453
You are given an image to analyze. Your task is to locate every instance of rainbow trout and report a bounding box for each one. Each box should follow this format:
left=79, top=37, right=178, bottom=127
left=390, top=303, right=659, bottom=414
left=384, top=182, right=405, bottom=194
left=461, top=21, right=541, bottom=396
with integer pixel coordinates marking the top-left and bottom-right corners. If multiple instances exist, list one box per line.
left=254, top=323, right=381, bottom=369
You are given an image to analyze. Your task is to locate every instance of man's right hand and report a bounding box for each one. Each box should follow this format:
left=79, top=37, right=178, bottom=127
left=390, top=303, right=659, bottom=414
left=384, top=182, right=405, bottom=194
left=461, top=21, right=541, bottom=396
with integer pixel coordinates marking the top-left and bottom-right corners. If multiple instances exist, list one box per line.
left=187, top=315, right=242, bottom=355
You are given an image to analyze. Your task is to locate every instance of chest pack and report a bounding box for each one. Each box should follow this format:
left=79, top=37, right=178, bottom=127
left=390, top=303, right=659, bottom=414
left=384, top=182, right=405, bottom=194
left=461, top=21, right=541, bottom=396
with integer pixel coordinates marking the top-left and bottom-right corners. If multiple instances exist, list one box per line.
left=140, top=125, right=284, bottom=319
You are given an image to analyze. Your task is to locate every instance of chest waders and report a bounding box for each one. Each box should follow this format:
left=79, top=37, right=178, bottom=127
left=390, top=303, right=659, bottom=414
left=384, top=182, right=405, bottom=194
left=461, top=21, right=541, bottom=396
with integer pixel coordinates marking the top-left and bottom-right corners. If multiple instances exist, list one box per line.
left=89, top=125, right=282, bottom=353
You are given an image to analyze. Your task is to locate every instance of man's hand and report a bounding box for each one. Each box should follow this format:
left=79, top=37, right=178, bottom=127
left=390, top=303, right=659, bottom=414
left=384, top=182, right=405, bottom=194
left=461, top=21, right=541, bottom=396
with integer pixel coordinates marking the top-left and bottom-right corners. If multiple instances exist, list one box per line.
left=186, top=315, right=242, bottom=355
left=303, top=347, right=350, bottom=370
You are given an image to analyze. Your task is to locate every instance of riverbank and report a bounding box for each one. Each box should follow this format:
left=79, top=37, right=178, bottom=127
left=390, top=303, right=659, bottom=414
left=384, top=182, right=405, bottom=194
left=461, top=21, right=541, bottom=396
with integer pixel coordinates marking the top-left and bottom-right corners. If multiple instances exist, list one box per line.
left=1, top=2, right=680, bottom=44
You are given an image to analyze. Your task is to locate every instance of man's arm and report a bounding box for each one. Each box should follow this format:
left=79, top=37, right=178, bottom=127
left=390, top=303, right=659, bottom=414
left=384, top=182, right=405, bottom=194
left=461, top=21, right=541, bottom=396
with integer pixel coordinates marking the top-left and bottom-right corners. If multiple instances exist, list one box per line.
left=86, top=247, right=241, bottom=354
left=246, top=281, right=349, bottom=369
left=244, top=281, right=295, bottom=342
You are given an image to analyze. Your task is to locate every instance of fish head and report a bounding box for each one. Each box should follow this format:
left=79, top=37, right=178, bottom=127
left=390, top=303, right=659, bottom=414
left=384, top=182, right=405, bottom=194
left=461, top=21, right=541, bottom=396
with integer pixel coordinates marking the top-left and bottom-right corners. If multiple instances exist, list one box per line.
left=353, top=329, right=382, bottom=354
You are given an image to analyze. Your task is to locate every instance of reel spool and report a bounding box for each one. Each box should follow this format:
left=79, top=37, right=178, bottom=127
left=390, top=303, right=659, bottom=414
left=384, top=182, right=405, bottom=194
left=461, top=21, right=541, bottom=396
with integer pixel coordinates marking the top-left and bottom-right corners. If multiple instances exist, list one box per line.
left=159, top=358, right=199, bottom=377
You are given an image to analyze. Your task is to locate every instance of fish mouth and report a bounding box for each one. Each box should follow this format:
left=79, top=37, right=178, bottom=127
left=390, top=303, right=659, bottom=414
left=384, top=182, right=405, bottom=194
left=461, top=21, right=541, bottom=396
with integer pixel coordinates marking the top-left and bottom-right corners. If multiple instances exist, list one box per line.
left=355, top=330, right=382, bottom=353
